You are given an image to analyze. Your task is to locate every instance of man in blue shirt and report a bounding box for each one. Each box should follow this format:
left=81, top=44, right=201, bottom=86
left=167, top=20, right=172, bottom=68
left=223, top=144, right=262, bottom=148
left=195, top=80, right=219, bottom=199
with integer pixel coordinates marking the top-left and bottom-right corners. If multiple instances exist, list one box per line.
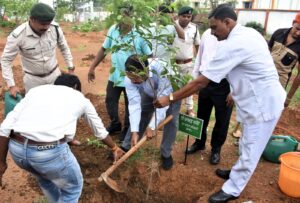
left=88, top=6, right=152, bottom=141
left=121, top=54, right=181, bottom=170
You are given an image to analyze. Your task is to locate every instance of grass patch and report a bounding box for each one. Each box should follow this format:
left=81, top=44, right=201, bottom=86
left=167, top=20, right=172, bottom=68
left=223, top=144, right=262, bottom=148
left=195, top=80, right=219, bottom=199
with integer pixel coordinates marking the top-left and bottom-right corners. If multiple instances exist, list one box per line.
left=34, top=196, right=48, bottom=203
left=86, top=137, right=105, bottom=148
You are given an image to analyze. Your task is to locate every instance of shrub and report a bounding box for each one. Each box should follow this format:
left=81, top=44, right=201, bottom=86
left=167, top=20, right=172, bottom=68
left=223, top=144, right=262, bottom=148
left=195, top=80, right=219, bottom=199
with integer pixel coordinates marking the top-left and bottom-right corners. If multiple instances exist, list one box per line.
left=72, top=20, right=104, bottom=32
left=245, top=21, right=264, bottom=35
left=0, top=20, right=17, bottom=28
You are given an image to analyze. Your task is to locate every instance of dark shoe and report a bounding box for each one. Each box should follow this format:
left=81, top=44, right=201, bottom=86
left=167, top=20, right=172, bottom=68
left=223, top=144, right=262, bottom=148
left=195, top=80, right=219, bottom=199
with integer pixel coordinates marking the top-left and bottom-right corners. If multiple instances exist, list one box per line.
left=185, top=142, right=205, bottom=154
left=210, top=151, right=220, bottom=165
left=209, top=190, right=238, bottom=203
left=161, top=155, right=173, bottom=170
left=215, top=169, right=230, bottom=180
left=106, top=124, right=122, bottom=134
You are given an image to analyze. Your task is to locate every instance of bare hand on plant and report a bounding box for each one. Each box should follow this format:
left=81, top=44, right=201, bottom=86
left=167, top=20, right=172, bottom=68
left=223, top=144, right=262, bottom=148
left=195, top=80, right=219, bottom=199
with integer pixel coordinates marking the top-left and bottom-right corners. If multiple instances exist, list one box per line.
left=131, top=132, right=139, bottom=147
left=153, top=95, right=170, bottom=108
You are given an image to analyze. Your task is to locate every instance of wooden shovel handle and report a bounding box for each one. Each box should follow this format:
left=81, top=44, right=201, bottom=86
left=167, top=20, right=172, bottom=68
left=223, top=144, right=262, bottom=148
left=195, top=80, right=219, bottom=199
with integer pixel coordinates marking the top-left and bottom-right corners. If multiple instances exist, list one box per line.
left=102, top=115, right=173, bottom=178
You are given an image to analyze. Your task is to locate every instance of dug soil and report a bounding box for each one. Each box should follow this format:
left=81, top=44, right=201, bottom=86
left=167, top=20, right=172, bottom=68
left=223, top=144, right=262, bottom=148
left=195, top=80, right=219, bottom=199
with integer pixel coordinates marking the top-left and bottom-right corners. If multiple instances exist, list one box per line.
left=0, top=23, right=299, bottom=203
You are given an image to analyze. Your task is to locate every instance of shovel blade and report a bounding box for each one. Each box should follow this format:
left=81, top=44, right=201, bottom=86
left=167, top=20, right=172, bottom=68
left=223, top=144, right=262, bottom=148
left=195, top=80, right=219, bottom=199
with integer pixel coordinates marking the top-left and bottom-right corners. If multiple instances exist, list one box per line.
left=99, top=173, right=126, bottom=193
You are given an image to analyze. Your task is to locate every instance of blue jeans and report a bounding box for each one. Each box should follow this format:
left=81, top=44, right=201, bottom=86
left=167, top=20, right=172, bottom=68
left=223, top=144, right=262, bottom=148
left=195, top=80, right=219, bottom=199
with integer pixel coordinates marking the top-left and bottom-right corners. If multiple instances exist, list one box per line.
left=9, top=139, right=83, bottom=203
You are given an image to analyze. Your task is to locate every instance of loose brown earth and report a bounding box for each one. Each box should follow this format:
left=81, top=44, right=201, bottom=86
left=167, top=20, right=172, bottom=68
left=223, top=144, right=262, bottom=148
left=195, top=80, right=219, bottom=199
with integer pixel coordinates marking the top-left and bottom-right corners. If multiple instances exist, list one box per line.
left=0, top=23, right=300, bottom=203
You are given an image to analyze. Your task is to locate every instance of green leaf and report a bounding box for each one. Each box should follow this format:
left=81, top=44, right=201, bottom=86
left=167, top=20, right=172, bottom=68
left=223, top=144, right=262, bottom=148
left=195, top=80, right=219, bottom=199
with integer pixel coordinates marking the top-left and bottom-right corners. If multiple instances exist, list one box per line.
left=110, top=67, right=116, bottom=74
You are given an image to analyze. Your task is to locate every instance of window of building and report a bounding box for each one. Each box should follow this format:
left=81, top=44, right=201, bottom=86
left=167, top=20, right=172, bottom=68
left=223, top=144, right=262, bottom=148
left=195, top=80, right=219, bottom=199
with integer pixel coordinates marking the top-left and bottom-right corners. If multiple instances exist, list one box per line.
left=243, top=1, right=253, bottom=9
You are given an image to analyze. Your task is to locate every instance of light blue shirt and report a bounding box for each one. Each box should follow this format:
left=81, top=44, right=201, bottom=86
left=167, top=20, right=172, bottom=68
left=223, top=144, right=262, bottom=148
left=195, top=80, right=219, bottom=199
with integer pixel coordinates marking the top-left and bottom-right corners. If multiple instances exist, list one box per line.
left=103, top=25, right=152, bottom=87
left=125, top=59, right=173, bottom=132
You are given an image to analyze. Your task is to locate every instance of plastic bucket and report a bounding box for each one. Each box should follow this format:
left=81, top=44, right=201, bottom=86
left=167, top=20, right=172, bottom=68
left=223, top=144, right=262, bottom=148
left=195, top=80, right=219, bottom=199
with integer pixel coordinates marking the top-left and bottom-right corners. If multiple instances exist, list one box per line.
left=278, top=152, right=300, bottom=198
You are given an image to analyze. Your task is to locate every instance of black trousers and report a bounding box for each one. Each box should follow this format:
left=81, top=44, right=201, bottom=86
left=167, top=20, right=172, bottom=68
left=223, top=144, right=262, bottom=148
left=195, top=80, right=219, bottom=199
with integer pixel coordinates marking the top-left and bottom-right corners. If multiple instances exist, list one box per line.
left=195, top=79, right=233, bottom=152
left=105, top=81, right=129, bottom=129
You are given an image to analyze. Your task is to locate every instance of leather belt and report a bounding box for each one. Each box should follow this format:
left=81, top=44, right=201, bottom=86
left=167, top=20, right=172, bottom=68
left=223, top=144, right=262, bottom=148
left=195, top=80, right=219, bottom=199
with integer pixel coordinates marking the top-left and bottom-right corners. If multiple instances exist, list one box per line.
left=175, top=58, right=193, bottom=64
left=10, top=132, right=66, bottom=146
left=25, top=64, right=58, bottom=78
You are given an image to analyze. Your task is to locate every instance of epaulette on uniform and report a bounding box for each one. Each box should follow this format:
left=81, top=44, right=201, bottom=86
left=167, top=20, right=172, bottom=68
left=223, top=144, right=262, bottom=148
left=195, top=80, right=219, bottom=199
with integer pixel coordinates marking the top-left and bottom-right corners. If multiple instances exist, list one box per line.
left=11, top=23, right=26, bottom=38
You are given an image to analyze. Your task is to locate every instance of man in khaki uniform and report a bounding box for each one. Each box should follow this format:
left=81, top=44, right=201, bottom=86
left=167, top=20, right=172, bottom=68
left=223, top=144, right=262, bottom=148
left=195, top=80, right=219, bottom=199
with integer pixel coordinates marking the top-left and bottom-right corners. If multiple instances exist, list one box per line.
left=269, top=13, right=300, bottom=107
left=173, top=6, right=200, bottom=116
left=1, top=3, right=74, bottom=98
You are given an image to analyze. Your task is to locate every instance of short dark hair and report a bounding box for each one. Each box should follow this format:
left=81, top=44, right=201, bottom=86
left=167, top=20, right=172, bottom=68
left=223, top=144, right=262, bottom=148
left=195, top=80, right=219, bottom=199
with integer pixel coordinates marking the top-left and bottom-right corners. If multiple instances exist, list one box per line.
left=125, top=55, right=149, bottom=72
left=54, top=73, right=81, bottom=91
left=208, top=4, right=237, bottom=21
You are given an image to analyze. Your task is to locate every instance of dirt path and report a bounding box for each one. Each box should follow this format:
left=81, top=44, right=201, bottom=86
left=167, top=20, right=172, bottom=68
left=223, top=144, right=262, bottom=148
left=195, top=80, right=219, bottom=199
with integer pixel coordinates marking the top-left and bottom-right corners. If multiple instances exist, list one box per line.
left=0, top=24, right=299, bottom=202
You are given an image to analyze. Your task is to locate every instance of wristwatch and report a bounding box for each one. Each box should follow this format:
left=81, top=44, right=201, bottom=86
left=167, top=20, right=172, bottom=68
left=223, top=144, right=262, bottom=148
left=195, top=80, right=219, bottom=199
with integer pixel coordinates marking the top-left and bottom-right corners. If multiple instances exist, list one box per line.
left=169, top=93, right=174, bottom=102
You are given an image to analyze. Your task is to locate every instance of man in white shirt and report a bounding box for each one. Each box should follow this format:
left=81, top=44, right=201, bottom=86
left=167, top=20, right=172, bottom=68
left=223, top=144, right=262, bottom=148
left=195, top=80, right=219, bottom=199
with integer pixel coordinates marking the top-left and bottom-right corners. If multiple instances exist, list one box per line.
left=173, top=6, right=200, bottom=116
left=121, top=55, right=181, bottom=170
left=154, top=4, right=285, bottom=202
left=186, top=29, right=233, bottom=165
left=0, top=74, right=124, bottom=203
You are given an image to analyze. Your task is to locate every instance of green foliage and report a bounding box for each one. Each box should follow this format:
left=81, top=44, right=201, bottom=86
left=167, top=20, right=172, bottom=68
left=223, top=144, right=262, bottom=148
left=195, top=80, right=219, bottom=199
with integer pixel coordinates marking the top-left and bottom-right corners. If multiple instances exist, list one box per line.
left=72, top=20, right=104, bottom=32
left=87, top=138, right=105, bottom=148
left=176, top=131, right=186, bottom=142
left=0, top=0, right=37, bottom=24
left=245, top=21, right=264, bottom=35
left=0, top=20, right=17, bottom=28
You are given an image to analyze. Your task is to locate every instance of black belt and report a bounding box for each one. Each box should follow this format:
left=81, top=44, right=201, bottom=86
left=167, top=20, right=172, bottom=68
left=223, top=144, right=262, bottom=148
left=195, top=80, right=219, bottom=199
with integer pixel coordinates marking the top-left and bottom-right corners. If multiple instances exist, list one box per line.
left=10, top=132, right=66, bottom=146
left=25, top=65, right=58, bottom=78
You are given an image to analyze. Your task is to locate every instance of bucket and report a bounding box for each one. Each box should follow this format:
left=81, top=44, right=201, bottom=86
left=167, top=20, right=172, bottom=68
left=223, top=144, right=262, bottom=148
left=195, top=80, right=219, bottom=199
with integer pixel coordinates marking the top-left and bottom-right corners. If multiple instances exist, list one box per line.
left=4, top=91, right=23, bottom=117
left=262, top=135, right=298, bottom=163
left=278, top=152, right=300, bottom=198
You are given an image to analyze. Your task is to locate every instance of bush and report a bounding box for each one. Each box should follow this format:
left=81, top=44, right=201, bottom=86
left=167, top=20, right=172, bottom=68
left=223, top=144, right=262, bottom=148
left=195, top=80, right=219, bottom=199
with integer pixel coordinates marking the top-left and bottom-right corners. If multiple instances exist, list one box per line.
left=72, top=20, right=104, bottom=32
left=0, top=20, right=17, bottom=28
left=245, top=21, right=264, bottom=35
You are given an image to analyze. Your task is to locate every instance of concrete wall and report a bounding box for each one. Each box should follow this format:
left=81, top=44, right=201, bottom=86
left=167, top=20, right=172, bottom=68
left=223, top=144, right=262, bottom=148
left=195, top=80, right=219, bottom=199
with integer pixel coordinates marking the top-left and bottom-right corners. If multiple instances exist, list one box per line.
left=237, top=9, right=299, bottom=35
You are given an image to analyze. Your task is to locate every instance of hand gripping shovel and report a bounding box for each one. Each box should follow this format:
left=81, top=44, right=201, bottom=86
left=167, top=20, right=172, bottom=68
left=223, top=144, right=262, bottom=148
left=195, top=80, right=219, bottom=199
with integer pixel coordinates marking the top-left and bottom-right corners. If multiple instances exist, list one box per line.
left=98, top=115, right=173, bottom=192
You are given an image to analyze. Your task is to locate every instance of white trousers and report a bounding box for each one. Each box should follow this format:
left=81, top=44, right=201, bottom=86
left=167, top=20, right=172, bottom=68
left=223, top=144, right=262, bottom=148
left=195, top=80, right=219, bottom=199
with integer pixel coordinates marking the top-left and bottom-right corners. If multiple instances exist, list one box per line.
left=222, top=116, right=281, bottom=196
left=178, top=62, right=194, bottom=110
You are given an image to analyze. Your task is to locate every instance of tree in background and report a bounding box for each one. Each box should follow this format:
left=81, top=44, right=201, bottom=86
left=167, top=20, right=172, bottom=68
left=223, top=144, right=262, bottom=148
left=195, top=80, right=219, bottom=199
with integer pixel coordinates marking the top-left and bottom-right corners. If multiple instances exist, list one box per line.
left=0, top=0, right=37, bottom=24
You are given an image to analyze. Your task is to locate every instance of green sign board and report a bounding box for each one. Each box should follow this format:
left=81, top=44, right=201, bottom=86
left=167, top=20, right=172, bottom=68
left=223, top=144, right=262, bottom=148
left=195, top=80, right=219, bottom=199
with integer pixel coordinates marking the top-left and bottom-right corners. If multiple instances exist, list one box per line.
left=178, top=113, right=203, bottom=139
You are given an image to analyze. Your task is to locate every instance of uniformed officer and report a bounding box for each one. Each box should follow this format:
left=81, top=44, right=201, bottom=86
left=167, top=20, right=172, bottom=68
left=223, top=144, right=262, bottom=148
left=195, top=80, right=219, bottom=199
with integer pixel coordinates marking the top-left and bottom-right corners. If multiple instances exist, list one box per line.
left=1, top=3, right=74, bottom=97
left=173, top=6, right=200, bottom=116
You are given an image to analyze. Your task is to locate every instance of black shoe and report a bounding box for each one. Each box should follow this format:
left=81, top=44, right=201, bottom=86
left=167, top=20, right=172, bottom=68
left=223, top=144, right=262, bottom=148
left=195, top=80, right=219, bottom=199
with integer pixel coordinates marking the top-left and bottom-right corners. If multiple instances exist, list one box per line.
left=161, top=155, right=173, bottom=170
left=210, top=151, right=220, bottom=165
left=215, top=169, right=230, bottom=180
left=208, top=190, right=238, bottom=203
left=106, top=124, right=122, bottom=134
left=185, top=142, right=205, bottom=154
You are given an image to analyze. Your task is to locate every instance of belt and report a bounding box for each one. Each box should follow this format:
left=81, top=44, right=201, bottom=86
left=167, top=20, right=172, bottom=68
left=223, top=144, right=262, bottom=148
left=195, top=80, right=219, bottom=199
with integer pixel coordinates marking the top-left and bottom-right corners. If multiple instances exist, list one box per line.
left=175, top=58, right=193, bottom=64
left=10, top=132, right=66, bottom=146
left=25, top=65, right=58, bottom=78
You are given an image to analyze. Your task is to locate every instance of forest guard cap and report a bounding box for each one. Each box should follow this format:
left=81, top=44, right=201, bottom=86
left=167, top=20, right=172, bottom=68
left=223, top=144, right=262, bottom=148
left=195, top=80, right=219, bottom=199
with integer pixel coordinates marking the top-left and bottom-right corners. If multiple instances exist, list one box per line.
left=30, top=3, right=55, bottom=22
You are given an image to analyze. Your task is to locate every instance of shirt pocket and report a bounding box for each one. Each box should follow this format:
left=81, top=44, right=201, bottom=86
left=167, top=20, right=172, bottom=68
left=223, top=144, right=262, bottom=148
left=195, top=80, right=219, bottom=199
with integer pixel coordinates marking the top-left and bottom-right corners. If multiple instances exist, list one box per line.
left=281, top=52, right=297, bottom=66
